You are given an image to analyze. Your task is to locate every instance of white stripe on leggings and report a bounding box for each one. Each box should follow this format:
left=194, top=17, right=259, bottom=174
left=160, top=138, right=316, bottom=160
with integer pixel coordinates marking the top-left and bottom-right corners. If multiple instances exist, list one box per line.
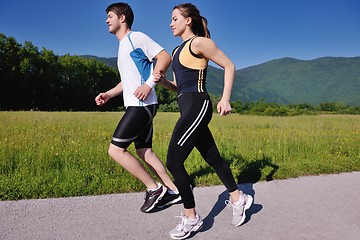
left=177, top=100, right=209, bottom=147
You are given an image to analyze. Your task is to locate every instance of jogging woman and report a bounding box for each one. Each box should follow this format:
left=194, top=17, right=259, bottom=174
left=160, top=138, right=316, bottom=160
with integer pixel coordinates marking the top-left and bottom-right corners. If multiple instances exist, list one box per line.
left=156, top=3, right=253, bottom=239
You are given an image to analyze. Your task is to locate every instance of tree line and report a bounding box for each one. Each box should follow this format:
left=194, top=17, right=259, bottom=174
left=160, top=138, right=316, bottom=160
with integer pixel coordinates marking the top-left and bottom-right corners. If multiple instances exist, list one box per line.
left=230, top=99, right=360, bottom=116
left=1, top=33, right=359, bottom=115
left=1, top=33, right=123, bottom=111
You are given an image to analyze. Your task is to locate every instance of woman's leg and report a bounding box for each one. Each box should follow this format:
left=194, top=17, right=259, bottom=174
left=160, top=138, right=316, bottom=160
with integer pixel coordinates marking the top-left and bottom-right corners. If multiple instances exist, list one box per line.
left=166, top=93, right=212, bottom=211
left=195, top=125, right=241, bottom=201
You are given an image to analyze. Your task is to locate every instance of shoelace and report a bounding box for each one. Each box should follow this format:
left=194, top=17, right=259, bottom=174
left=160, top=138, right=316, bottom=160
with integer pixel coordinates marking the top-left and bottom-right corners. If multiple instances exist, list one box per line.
left=144, top=190, right=151, bottom=200
left=225, top=199, right=244, bottom=216
left=174, top=215, right=189, bottom=231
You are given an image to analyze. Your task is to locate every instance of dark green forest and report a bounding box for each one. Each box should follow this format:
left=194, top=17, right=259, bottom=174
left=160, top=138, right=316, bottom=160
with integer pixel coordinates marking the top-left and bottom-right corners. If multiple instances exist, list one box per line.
left=0, top=34, right=121, bottom=111
left=1, top=33, right=359, bottom=114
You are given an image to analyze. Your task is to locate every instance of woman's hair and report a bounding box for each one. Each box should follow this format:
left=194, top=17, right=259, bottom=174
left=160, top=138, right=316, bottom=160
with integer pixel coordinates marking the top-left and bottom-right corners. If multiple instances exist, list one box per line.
left=106, top=2, right=134, bottom=28
left=174, top=3, right=211, bottom=38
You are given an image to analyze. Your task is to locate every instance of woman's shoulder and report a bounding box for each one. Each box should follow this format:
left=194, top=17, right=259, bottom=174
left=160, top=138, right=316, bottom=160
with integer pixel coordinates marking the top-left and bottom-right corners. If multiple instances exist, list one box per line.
left=192, top=36, right=215, bottom=46
left=191, top=37, right=216, bottom=53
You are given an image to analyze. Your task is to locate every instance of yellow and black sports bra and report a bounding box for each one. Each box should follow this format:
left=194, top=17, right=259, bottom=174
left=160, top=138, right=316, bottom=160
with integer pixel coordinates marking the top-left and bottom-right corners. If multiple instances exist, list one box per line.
left=172, top=37, right=209, bottom=94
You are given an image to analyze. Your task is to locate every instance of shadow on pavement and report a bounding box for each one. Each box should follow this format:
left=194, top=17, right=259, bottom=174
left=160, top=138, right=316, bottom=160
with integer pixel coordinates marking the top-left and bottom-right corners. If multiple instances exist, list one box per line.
left=201, top=183, right=262, bottom=232
left=199, top=155, right=279, bottom=233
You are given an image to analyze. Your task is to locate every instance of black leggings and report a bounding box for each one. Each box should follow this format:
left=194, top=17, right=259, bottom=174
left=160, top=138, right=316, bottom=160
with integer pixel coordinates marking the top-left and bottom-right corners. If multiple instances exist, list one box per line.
left=166, top=92, right=238, bottom=209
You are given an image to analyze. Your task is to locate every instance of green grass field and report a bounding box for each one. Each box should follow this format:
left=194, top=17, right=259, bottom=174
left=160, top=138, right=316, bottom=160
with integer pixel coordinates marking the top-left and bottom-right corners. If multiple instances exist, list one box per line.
left=1, top=112, right=359, bottom=200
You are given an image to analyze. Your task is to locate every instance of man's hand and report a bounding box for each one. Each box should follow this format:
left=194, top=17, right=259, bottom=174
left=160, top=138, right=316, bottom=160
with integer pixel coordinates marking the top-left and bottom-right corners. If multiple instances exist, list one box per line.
left=134, top=84, right=151, bottom=100
left=95, top=93, right=110, bottom=106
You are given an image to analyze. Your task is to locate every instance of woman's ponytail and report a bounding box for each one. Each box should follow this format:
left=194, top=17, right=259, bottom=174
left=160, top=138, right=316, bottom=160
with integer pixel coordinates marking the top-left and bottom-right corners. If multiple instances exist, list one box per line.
left=201, top=16, right=211, bottom=38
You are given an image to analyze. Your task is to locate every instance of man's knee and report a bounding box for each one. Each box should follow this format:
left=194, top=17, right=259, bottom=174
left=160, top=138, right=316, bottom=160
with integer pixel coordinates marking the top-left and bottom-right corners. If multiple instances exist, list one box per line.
left=136, top=148, right=152, bottom=160
left=108, top=144, right=125, bottom=159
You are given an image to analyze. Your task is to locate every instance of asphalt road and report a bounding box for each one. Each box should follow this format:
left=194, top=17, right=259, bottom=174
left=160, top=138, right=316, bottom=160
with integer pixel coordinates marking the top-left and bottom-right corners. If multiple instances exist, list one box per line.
left=1, top=172, right=359, bottom=240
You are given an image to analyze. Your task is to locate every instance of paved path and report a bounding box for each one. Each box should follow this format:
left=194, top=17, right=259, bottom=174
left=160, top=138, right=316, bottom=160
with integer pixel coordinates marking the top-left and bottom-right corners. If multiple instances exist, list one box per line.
left=1, top=172, right=359, bottom=240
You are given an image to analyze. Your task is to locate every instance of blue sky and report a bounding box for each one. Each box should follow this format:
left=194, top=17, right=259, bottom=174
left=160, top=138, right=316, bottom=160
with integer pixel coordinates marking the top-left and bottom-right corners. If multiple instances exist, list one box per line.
left=1, top=0, right=359, bottom=69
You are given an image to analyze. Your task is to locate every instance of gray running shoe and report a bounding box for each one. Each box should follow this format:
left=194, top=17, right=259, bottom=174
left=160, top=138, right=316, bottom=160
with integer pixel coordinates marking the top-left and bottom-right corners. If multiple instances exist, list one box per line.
left=225, top=194, right=253, bottom=226
left=169, top=213, right=203, bottom=239
left=140, top=183, right=167, bottom=213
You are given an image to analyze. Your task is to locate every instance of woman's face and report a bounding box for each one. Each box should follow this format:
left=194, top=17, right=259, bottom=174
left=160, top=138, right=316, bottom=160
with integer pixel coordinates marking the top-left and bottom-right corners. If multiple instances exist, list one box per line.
left=170, top=8, right=189, bottom=37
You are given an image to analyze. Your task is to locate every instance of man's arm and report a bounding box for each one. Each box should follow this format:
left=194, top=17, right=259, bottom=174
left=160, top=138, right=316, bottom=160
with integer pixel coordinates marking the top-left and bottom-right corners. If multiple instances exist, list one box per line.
left=95, top=82, right=123, bottom=106
left=133, top=49, right=171, bottom=100
left=148, top=49, right=171, bottom=85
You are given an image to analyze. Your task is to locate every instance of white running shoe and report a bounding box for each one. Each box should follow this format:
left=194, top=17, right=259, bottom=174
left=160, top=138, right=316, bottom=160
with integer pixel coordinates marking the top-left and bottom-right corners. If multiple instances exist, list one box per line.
left=225, top=193, right=253, bottom=226
left=169, top=213, right=203, bottom=239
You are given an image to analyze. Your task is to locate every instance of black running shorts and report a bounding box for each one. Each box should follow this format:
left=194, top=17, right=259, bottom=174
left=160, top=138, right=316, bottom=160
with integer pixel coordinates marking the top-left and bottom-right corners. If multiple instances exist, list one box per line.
left=111, top=104, right=157, bottom=149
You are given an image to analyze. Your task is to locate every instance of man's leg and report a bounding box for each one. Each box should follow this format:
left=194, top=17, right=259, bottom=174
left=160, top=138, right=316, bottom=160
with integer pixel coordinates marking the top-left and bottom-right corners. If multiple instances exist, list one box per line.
left=137, top=148, right=178, bottom=191
left=108, top=143, right=167, bottom=212
left=108, top=144, right=158, bottom=189
left=137, top=148, right=182, bottom=208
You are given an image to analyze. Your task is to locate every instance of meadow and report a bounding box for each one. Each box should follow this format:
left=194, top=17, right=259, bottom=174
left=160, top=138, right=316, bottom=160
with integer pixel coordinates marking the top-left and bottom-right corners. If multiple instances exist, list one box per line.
left=1, top=111, right=359, bottom=201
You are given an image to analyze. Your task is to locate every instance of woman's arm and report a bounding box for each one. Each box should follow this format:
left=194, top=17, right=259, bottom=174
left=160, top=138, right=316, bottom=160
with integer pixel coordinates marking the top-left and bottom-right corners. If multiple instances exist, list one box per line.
left=192, top=37, right=236, bottom=115
left=155, top=71, right=178, bottom=92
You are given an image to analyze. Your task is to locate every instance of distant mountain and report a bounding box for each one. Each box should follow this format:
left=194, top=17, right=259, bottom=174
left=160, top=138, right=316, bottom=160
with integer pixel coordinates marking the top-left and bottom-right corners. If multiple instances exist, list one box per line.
left=205, top=57, right=360, bottom=106
left=83, top=55, right=360, bottom=106
left=81, top=55, right=118, bottom=68
left=232, top=57, right=360, bottom=106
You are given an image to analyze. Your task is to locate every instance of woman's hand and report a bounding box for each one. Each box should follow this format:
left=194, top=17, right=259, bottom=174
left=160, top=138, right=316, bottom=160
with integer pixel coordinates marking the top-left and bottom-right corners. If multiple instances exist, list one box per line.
left=217, top=99, right=232, bottom=116
left=153, top=70, right=166, bottom=84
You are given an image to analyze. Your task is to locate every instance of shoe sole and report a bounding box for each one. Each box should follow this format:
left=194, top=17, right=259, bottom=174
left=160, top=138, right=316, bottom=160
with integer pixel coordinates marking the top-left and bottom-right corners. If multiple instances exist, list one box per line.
left=143, top=186, right=167, bottom=213
left=170, top=220, right=204, bottom=240
left=235, top=195, right=253, bottom=227
left=157, top=196, right=182, bottom=208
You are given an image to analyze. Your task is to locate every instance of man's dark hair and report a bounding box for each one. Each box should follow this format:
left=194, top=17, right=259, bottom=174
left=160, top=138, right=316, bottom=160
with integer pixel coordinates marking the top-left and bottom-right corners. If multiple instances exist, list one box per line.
left=106, top=2, right=134, bottom=28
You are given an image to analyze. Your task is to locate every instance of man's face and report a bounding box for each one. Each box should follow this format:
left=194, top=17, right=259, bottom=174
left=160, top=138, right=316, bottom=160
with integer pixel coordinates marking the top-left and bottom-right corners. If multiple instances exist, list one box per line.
left=106, top=11, right=121, bottom=34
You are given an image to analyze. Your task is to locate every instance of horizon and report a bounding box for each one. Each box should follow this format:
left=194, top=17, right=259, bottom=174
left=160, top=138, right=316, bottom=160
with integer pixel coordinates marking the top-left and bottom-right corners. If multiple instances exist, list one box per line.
left=79, top=54, right=360, bottom=71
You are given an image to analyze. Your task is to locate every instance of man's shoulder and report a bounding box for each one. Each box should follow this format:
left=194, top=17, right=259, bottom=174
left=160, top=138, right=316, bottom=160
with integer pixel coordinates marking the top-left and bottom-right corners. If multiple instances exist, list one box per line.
left=129, top=31, right=160, bottom=47
left=130, top=31, right=148, bottom=38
